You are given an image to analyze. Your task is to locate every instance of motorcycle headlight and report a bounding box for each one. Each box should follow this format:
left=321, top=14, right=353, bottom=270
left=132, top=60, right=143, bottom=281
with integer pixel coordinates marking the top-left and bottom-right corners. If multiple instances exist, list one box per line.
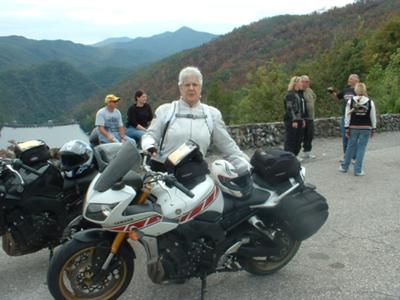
left=85, top=203, right=118, bottom=221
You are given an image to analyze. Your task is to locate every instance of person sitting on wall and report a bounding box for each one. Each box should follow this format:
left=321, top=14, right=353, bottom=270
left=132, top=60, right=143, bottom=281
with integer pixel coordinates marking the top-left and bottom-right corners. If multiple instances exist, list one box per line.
left=125, top=89, right=153, bottom=145
left=95, top=94, right=133, bottom=144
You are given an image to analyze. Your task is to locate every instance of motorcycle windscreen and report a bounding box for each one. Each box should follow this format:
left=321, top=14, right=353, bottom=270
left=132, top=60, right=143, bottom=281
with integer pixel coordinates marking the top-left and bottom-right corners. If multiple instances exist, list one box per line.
left=94, top=140, right=142, bottom=192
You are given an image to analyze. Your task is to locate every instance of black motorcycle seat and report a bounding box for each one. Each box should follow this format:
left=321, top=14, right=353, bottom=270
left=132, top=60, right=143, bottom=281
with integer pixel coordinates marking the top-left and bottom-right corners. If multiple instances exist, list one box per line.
left=253, top=173, right=293, bottom=195
left=223, top=187, right=270, bottom=213
left=63, top=168, right=97, bottom=191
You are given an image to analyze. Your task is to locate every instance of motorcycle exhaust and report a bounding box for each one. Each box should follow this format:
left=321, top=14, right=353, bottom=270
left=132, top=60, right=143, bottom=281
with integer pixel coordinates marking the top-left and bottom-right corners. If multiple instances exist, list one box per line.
left=237, top=245, right=282, bottom=257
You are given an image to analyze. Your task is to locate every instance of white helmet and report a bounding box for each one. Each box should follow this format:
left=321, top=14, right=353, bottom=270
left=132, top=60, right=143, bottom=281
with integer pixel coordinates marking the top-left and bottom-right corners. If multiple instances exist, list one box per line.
left=59, top=140, right=94, bottom=178
left=211, top=157, right=253, bottom=198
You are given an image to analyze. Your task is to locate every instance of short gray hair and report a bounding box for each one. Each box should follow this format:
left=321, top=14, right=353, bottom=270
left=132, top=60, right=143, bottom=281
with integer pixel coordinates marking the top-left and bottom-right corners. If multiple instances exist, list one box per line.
left=178, top=66, right=203, bottom=86
left=348, top=74, right=360, bottom=81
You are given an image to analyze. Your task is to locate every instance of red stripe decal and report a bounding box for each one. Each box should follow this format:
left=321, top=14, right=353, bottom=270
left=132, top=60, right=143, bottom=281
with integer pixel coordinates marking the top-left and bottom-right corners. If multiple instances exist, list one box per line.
left=111, top=225, right=127, bottom=231
left=189, top=205, right=203, bottom=219
left=179, top=186, right=219, bottom=223
left=132, top=219, right=147, bottom=229
left=148, top=215, right=162, bottom=225
left=110, top=214, right=161, bottom=232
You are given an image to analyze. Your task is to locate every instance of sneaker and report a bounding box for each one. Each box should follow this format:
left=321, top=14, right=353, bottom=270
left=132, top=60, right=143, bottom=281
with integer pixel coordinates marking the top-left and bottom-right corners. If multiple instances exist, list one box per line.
left=339, top=165, right=347, bottom=173
left=351, top=159, right=356, bottom=164
left=355, top=171, right=365, bottom=176
left=302, top=152, right=316, bottom=159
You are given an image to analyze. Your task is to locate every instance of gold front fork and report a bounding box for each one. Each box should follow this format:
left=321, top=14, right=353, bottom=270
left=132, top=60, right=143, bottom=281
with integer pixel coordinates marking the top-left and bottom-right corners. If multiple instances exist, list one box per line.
left=111, top=232, right=127, bottom=253
left=103, top=182, right=153, bottom=268
left=100, top=232, right=127, bottom=270
left=136, top=182, right=152, bottom=204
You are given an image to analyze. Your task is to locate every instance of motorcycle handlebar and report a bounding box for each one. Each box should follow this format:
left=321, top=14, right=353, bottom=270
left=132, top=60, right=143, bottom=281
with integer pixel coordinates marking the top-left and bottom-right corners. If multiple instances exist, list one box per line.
left=164, top=175, right=195, bottom=198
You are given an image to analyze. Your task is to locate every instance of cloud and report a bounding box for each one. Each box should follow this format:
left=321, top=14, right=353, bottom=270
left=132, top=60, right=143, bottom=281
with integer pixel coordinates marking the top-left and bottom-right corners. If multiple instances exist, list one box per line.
left=0, top=9, right=43, bottom=18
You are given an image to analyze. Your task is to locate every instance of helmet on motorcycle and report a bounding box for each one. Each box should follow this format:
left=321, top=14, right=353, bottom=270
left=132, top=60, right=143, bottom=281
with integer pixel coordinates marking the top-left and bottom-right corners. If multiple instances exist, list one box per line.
left=59, top=140, right=93, bottom=178
left=211, top=157, right=253, bottom=198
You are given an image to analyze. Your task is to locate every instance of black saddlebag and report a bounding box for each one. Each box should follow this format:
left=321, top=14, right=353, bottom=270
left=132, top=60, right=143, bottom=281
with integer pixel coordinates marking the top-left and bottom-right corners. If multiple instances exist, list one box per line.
left=250, top=149, right=300, bottom=185
left=14, top=140, right=50, bottom=165
left=277, top=186, right=328, bottom=240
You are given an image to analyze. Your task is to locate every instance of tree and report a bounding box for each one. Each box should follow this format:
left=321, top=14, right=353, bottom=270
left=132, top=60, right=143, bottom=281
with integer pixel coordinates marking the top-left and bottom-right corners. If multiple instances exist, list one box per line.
left=205, top=81, right=237, bottom=124
left=366, top=16, right=400, bottom=68
left=235, top=61, right=287, bottom=124
left=367, top=48, right=400, bottom=114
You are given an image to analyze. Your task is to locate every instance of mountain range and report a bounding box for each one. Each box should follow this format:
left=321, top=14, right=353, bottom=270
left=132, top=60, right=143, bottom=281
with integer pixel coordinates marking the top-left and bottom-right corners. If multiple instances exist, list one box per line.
left=73, top=0, right=400, bottom=130
left=0, top=27, right=217, bottom=124
left=1, top=0, right=400, bottom=130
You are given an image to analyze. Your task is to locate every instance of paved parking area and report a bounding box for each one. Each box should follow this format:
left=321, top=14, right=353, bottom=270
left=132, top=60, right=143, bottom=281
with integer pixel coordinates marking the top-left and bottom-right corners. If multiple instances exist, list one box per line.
left=1, top=132, right=399, bottom=300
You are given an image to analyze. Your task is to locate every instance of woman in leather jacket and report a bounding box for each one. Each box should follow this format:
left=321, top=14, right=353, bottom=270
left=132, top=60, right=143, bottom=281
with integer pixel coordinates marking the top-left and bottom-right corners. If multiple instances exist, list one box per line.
left=283, top=76, right=307, bottom=157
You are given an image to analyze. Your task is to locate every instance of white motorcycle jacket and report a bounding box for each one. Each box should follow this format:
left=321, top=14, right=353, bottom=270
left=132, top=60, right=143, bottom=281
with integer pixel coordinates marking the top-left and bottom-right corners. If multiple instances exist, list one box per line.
left=141, top=98, right=249, bottom=164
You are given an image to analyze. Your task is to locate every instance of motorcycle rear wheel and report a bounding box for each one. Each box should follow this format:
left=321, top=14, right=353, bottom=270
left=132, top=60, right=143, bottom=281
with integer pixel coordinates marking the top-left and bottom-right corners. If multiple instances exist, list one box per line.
left=47, top=239, right=134, bottom=300
left=239, top=224, right=301, bottom=275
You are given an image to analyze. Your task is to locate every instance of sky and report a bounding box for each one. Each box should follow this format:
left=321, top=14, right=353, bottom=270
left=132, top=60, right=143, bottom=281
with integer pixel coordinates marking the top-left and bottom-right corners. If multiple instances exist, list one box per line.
left=0, top=0, right=355, bottom=45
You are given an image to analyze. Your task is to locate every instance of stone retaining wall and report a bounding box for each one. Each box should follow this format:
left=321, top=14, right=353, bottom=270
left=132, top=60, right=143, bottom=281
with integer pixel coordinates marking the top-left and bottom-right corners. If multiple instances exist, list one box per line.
left=227, top=113, right=400, bottom=149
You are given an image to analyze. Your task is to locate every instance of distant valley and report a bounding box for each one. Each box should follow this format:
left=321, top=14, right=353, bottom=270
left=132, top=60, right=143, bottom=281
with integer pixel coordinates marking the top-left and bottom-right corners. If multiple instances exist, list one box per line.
left=0, top=27, right=217, bottom=125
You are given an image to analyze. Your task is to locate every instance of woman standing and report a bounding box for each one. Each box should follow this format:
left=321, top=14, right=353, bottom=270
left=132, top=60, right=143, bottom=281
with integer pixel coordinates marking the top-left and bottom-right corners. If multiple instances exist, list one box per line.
left=283, top=76, right=306, bottom=158
left=340, top=83, right=376, bottom=176
left=125, top=90, right=153, bottom=144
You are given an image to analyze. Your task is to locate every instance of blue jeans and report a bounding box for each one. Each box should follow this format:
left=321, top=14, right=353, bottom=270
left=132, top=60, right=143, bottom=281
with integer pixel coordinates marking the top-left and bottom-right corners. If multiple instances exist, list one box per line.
left=99, top=131, right=135, bottom=145
left=341, top=129, right=371, bottom=174
left=125, top=127, right=145, bottom=145
left=340, top=117, right=348, bottom=154
left=340, top=117, right=356, bottom=159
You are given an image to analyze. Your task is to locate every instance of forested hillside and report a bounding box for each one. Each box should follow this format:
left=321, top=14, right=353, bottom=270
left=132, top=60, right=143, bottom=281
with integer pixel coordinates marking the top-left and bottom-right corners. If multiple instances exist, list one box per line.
left=74, top=0, right=400, bottom=130
left=0, top=27, right=216, bottom=124
left=0, top=61, right=99, bottom=124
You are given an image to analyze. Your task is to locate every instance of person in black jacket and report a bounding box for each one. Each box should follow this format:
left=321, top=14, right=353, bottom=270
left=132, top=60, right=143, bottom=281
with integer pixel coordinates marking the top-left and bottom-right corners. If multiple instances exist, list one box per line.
left=284, top=76, right=306, bottom=158
left=125, top=90, right=153, bottom=144
left=328, top=74, right=359, bottom=155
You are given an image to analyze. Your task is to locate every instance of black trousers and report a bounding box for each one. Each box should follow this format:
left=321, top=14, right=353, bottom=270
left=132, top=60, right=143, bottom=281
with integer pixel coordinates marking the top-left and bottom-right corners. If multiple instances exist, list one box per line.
left=284, top=120, right=304, bottom=156
left=302, top=119, right=314, bottom=152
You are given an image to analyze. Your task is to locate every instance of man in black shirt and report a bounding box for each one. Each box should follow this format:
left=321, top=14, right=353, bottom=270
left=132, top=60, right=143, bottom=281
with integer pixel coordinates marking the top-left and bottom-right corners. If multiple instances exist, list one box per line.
left=329, top=74, right=359, bottom=155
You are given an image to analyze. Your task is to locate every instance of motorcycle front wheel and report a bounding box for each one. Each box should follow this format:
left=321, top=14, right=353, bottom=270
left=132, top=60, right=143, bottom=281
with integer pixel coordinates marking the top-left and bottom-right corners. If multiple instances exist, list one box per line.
left=47, top=239, right=134, bottom=300
left=239, top=222, right=301, bottom=275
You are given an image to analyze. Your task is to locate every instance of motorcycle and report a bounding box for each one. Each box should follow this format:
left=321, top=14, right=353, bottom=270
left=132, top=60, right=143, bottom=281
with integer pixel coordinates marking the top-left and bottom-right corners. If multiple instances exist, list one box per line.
left=47, top=140, right=328, bottom=300
left=0, top=139, right=121, bottom=257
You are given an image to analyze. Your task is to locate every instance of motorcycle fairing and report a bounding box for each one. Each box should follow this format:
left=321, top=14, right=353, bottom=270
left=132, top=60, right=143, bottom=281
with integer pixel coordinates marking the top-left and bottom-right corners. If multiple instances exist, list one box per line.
left=110, top=213, right=163, bottom=232
left=152, top=176, right=223, bottom=220
left=177, top=185, right=219, bottom=224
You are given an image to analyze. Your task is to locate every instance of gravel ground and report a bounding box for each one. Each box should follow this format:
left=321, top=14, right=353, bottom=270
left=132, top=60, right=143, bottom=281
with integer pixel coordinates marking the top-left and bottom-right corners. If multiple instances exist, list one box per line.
left=1, top=131, right=399, bottom=300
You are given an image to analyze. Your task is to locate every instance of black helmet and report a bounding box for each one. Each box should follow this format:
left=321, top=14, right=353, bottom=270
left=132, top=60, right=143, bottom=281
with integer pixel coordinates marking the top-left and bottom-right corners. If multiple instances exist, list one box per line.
left=59, top=140, right=93, bottom=178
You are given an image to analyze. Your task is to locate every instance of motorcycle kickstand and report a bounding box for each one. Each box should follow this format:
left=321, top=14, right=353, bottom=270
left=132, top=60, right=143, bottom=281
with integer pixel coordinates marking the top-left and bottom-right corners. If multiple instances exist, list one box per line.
left=200, top=274, right=207, bottom=300
left=48, top=246, right=54, bottom=260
